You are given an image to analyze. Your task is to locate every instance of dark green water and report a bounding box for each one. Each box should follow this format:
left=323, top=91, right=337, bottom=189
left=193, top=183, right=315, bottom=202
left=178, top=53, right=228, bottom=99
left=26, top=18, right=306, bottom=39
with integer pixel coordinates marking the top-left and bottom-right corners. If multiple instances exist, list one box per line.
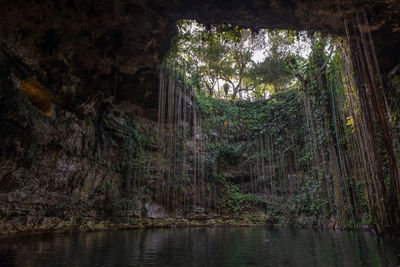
left=0, top=227, right=399, bottom=266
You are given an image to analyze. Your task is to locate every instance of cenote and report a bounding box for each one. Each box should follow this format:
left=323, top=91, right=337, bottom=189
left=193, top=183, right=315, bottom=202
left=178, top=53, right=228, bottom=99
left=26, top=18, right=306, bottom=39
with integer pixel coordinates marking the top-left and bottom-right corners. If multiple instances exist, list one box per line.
left=2, top=0, right=400, bottom=266
left=1, top=228, right=400, bottom=266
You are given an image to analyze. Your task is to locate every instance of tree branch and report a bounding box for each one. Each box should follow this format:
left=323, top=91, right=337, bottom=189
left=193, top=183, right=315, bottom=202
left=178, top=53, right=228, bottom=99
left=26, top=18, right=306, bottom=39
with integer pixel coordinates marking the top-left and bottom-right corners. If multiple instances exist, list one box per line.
left=319, top=45, right=335, bottom=72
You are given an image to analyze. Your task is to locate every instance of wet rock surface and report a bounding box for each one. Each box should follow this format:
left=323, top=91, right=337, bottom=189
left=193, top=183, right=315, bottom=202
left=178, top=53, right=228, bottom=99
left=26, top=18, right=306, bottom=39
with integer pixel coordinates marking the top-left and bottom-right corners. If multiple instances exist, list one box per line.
left=0, top=70, right=158, bottom=236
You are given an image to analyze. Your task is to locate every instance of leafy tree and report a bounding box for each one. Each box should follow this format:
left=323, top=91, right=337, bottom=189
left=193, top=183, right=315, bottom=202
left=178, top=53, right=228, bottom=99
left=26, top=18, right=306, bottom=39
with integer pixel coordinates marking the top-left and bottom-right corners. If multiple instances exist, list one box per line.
left=167, top=21, right=270, bottom=99
left=167, top=21, right=317, bottom=100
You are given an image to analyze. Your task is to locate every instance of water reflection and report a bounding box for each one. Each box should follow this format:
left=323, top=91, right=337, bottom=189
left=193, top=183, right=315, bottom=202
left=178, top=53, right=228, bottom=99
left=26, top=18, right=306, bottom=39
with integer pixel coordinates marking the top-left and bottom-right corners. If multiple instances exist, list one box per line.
left=0, top=227, right=399, bottom=266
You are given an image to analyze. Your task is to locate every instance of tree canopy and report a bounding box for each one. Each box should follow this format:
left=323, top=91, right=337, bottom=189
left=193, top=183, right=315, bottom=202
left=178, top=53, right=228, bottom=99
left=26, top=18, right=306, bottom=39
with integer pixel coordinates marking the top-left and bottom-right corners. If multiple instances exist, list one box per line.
left=166, top=20, right=314, bottom=100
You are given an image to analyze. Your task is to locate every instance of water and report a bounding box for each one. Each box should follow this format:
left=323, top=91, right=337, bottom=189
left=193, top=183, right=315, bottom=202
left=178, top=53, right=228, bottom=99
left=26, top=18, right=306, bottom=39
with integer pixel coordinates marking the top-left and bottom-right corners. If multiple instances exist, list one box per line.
left=0, top=227, right=399, bottom=266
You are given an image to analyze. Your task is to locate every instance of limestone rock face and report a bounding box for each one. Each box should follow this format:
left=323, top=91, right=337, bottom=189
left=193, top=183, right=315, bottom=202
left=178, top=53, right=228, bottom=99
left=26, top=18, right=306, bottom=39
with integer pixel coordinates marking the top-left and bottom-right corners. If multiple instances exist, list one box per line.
left=0, top=65, right=159, bottom=236
left=145, top=202, right=167, bottom=219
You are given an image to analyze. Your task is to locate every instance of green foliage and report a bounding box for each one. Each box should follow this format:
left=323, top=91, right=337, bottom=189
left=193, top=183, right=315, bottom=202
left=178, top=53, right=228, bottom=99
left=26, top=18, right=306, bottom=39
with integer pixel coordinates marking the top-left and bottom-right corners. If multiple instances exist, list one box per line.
left=248, top=56, right=293, bottom=92
left=196, top=88, right=305, bottom=147
left=158, top=27, right=379, bottom=228
left=263, top=202, right=286, bottom=224
left=221, top=182, right=253, bottom=215
left=166, top=20, right=299, bottom=99
left=213, top=143, right=242, bottom=166
left=122, top=121, right=146, bottom=155
left=246, top=216, right=265, bottom=223
left=288, top=181, right=326, bottom=218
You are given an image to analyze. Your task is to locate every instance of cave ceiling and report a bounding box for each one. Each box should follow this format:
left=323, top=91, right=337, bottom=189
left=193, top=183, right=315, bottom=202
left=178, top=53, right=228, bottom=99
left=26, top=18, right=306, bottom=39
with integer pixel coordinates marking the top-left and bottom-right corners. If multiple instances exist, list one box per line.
left=1, top=0, right=399, bottom=116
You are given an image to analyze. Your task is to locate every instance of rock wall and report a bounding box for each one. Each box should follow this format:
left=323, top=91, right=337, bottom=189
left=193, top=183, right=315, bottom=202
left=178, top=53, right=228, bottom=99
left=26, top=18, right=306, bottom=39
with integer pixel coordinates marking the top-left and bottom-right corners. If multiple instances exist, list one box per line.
left=0, top=50, right=168, bottom=236
left=1, top=0, right=400, bottom=236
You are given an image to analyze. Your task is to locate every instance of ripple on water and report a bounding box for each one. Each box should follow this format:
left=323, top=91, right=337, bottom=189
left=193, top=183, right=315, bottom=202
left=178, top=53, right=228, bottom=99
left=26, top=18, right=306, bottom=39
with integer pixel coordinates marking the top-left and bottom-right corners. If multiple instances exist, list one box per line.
left=0, top=227, right=399, bottom=267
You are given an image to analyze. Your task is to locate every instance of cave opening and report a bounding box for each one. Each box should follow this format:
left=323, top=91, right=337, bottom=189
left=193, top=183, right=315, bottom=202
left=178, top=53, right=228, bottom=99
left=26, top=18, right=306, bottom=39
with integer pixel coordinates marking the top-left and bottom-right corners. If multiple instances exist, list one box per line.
left=154, top=18, right=400, bottom=235
left=156, top=19, right=341, bottom=219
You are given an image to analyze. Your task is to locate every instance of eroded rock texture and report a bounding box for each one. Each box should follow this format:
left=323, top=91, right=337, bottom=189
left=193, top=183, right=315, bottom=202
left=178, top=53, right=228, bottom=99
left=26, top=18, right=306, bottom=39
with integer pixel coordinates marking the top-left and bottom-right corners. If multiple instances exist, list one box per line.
left=0, top=48, right=167, bottom=235
left=0, top=0, right=400, bottom=235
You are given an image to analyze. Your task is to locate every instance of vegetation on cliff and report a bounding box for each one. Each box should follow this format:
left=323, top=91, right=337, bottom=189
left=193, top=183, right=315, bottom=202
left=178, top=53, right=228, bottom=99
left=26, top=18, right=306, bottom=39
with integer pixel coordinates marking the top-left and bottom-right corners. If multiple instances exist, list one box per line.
left=152, top=20, right=400, bottom=234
